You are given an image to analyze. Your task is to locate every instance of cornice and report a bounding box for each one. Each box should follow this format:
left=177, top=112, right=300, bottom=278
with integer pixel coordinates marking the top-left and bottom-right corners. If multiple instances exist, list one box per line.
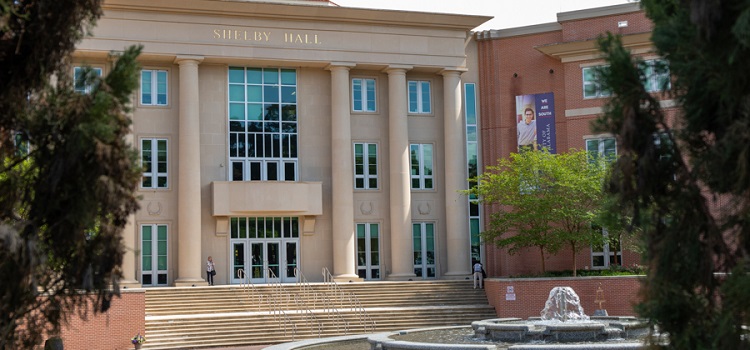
left=475, top=22, right=562, bottom=41
left=557, top=2, right=642, bottom=22
left=102, top=0, right=492, bottom=31
left=535, top=31, right=653, bottom=62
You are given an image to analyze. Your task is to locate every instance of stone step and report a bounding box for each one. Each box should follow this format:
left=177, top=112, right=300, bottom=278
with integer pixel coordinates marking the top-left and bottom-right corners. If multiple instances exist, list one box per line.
left=140, top=280, right=495, bottom=349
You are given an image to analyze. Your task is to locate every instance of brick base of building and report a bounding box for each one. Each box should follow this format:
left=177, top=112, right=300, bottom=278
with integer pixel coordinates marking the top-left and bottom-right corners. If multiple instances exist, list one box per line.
left=42, top=289, right=145, bottom=350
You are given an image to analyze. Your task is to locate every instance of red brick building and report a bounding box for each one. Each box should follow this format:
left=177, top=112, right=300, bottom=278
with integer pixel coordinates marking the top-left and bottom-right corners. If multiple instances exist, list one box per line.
left=476, top=3, right=671, bottom=277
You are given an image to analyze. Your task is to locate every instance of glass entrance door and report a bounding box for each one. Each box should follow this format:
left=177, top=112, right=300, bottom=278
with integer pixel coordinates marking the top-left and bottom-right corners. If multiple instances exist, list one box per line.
left=356, top=223, right=381, bottom=280
left=141, top=224, right=168, bottom=286
left=230, top=216, right=300, bottom=284
left=231, top=239, right=298, bottom=283
left=412, top=222, right=436, bottom=279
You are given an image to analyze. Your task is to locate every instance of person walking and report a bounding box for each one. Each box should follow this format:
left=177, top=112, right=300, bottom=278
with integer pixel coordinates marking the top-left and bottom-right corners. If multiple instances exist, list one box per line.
left=206, top=256, right=216, bottom=286
left=473, top=260, right=484, bottom=289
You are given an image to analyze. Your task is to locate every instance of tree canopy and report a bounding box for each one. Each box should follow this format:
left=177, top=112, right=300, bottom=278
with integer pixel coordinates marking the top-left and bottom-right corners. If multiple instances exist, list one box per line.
left=595, top=0, right=750, bottom=348
left=1, top=0, right=141, bottom=347
left=466, top=150, right=608, bottom=275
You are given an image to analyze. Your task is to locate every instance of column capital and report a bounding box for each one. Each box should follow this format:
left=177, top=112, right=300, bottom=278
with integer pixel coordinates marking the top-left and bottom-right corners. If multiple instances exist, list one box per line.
left=383, top=65, right=413, bottom=74
left=326, top=62, right=357, bottom=71
left=174, top=55, right=205, bottom=65
left=440, top=67, right=468, bottom=76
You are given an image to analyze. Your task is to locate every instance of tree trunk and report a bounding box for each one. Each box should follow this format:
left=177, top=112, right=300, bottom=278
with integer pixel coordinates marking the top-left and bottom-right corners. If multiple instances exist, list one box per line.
left=571, top=242, right=578, bottom=277
left=540, top=247, right=546, bottom=272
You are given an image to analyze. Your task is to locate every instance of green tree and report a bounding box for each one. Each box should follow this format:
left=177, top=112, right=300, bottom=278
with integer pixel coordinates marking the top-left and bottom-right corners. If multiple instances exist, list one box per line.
left=595, top=0, right=750, bottom=347
left=466, top=150, right=608, bottom=275
left=1, top=1, right=141, bottom=348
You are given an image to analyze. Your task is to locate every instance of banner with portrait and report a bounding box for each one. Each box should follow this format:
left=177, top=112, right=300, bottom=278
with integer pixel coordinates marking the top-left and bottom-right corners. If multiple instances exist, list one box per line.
left=515, top=92, right=556, bottom=154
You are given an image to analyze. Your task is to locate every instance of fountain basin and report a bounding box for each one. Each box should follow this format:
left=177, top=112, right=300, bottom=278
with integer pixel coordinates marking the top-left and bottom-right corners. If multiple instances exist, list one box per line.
left=472, top=317, right=648, bottom=343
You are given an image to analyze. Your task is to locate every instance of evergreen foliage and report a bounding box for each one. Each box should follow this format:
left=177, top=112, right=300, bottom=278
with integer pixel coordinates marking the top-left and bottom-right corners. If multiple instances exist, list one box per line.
left=0, top=0, right=141, bottom=347
left=466, top=150, right=609, bottom=275
left=595, top=0, right=750, bottom=347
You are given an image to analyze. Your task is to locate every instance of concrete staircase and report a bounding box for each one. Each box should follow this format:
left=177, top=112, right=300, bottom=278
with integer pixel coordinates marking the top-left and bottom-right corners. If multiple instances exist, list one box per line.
left=141, top=280, right=496, bottom=349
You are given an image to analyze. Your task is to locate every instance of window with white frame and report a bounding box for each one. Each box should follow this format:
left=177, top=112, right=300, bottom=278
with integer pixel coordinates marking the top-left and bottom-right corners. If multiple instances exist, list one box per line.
left=228, top=67, right=298, bottom=182
left=354, top=143, right=378, bottom=189
left=582, top=66, right=610, bottom=99
left=410, top=143, right=434, bottom=190
left=643, top=59, right=671, bottom=92
left=141, top=69, right=168, bottom=106
left=352, top=78, right=376, bottom=112
left=408, top=80, right=431, bottom=114
left=591, top=226, right=622, bottom=269
left=141, top=138, right=168, bottom=189
left=585, top=136, right=617, bottom=163
left=73, top=66, right=103, bottom=94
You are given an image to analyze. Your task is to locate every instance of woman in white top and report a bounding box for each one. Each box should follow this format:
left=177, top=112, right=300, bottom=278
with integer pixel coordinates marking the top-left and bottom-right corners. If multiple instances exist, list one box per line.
left=206, top=256, right=216, bottom=286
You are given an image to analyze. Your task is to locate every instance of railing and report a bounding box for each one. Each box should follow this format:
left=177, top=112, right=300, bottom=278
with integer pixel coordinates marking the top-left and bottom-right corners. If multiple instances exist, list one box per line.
left=347, top=290, right=376, bottom=333
left=236, top=268, right=263, bottom=311
left=266, top=268, right=297, bottom=340
left=294, top=267, right=318, bottom=309
left=293, top=268, right=323, bottom=337
left=321, top=267, right=348, bottom=309
left=322, top=267, right=364, bottom=334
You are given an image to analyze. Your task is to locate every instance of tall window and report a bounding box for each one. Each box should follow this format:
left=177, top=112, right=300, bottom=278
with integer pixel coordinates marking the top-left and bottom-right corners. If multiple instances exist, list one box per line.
left=408, top=80, right=431, bottom=114
left=585, top=137, right=617, bottom=163
left=356, top=223, right=380, bottom=280
left=410, top=143, right=434, bottom=190
left=141, top=69, right=168, bottom=106
left=352, top=78, right=376, bottom=112
left=228, top=67, right=298, bottom=181
left=74, top=66, right=102, bottom=94
left=354, top=143, right=378, bottom=189
left=582, top=66, right=610, bottom=99
left=643, top=59, right=671, bottom=92
left=465, top=83, right=481, bottom=263
left=141, top=138, right=168, bottom=189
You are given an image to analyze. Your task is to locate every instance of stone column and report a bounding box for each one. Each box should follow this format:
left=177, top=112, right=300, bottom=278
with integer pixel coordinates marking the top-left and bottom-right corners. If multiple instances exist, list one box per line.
left=385, top=66, right=416, bottom=279
left=327, top=63, right=359, bottom=280
left=120, top=93, right=140, bottom=288
left=441, top=69, right=471, bottom=277
left=174, top=56, right=205, bottom=286
left=120, top=214, right=141, bottom=288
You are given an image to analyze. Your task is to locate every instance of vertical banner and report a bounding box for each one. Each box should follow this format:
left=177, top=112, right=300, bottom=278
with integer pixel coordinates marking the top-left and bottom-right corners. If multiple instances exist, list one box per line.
left=515, top=92, right=556, bottom=154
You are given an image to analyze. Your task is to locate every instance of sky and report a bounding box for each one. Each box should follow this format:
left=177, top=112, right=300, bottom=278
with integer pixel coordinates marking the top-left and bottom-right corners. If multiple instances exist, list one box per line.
left=333, top=0, right=636, bottom=31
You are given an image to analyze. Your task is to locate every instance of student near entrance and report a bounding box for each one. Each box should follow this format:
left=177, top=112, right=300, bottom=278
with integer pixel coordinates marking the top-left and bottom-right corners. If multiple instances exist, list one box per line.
left=473, top=260, right=484, bottom=289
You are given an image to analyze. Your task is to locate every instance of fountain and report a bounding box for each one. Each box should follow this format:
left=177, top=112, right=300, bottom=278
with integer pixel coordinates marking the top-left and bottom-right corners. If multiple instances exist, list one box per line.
left=471, top=286, right=648, bottom=344
left=266, top=286, right=650, bottom=350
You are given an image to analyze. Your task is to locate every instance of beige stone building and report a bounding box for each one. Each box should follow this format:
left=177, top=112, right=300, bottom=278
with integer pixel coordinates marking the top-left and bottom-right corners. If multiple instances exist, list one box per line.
left=74, top=0, right=489, bottom=287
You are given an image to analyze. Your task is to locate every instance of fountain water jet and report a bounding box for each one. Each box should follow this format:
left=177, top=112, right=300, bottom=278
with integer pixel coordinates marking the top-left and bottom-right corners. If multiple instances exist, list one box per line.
left=540, top=286, right=589, bottom=322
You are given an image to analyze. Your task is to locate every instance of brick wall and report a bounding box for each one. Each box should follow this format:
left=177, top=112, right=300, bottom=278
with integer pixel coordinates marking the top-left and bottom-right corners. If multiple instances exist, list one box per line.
left=485, top=276, right=643, bottom=319
left=44, top=289, right=145, bottom=350
left=476, top=5, right=659, bottom=278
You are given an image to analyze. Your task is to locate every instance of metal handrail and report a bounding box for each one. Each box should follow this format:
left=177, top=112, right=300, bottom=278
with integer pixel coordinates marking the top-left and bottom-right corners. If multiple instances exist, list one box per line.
left=236, top=268, right=263, bottom=311
left=294, top=267, right=319, bottom=309
left=321, top=267, right=347, bottom=309
left=293, top=293, right=322, bottom=337
left=321, top=268, right=351, bottom=334
left=266, top=268, right=297, bottom=340
left=347, top=291, right=376, bottom=333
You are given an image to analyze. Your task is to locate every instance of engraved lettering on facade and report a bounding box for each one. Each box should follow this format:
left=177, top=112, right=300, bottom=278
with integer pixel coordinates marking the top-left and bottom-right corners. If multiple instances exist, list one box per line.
left=212, top=28, right=320, bottom=45
left=212, top=29, right=272, bottom=42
